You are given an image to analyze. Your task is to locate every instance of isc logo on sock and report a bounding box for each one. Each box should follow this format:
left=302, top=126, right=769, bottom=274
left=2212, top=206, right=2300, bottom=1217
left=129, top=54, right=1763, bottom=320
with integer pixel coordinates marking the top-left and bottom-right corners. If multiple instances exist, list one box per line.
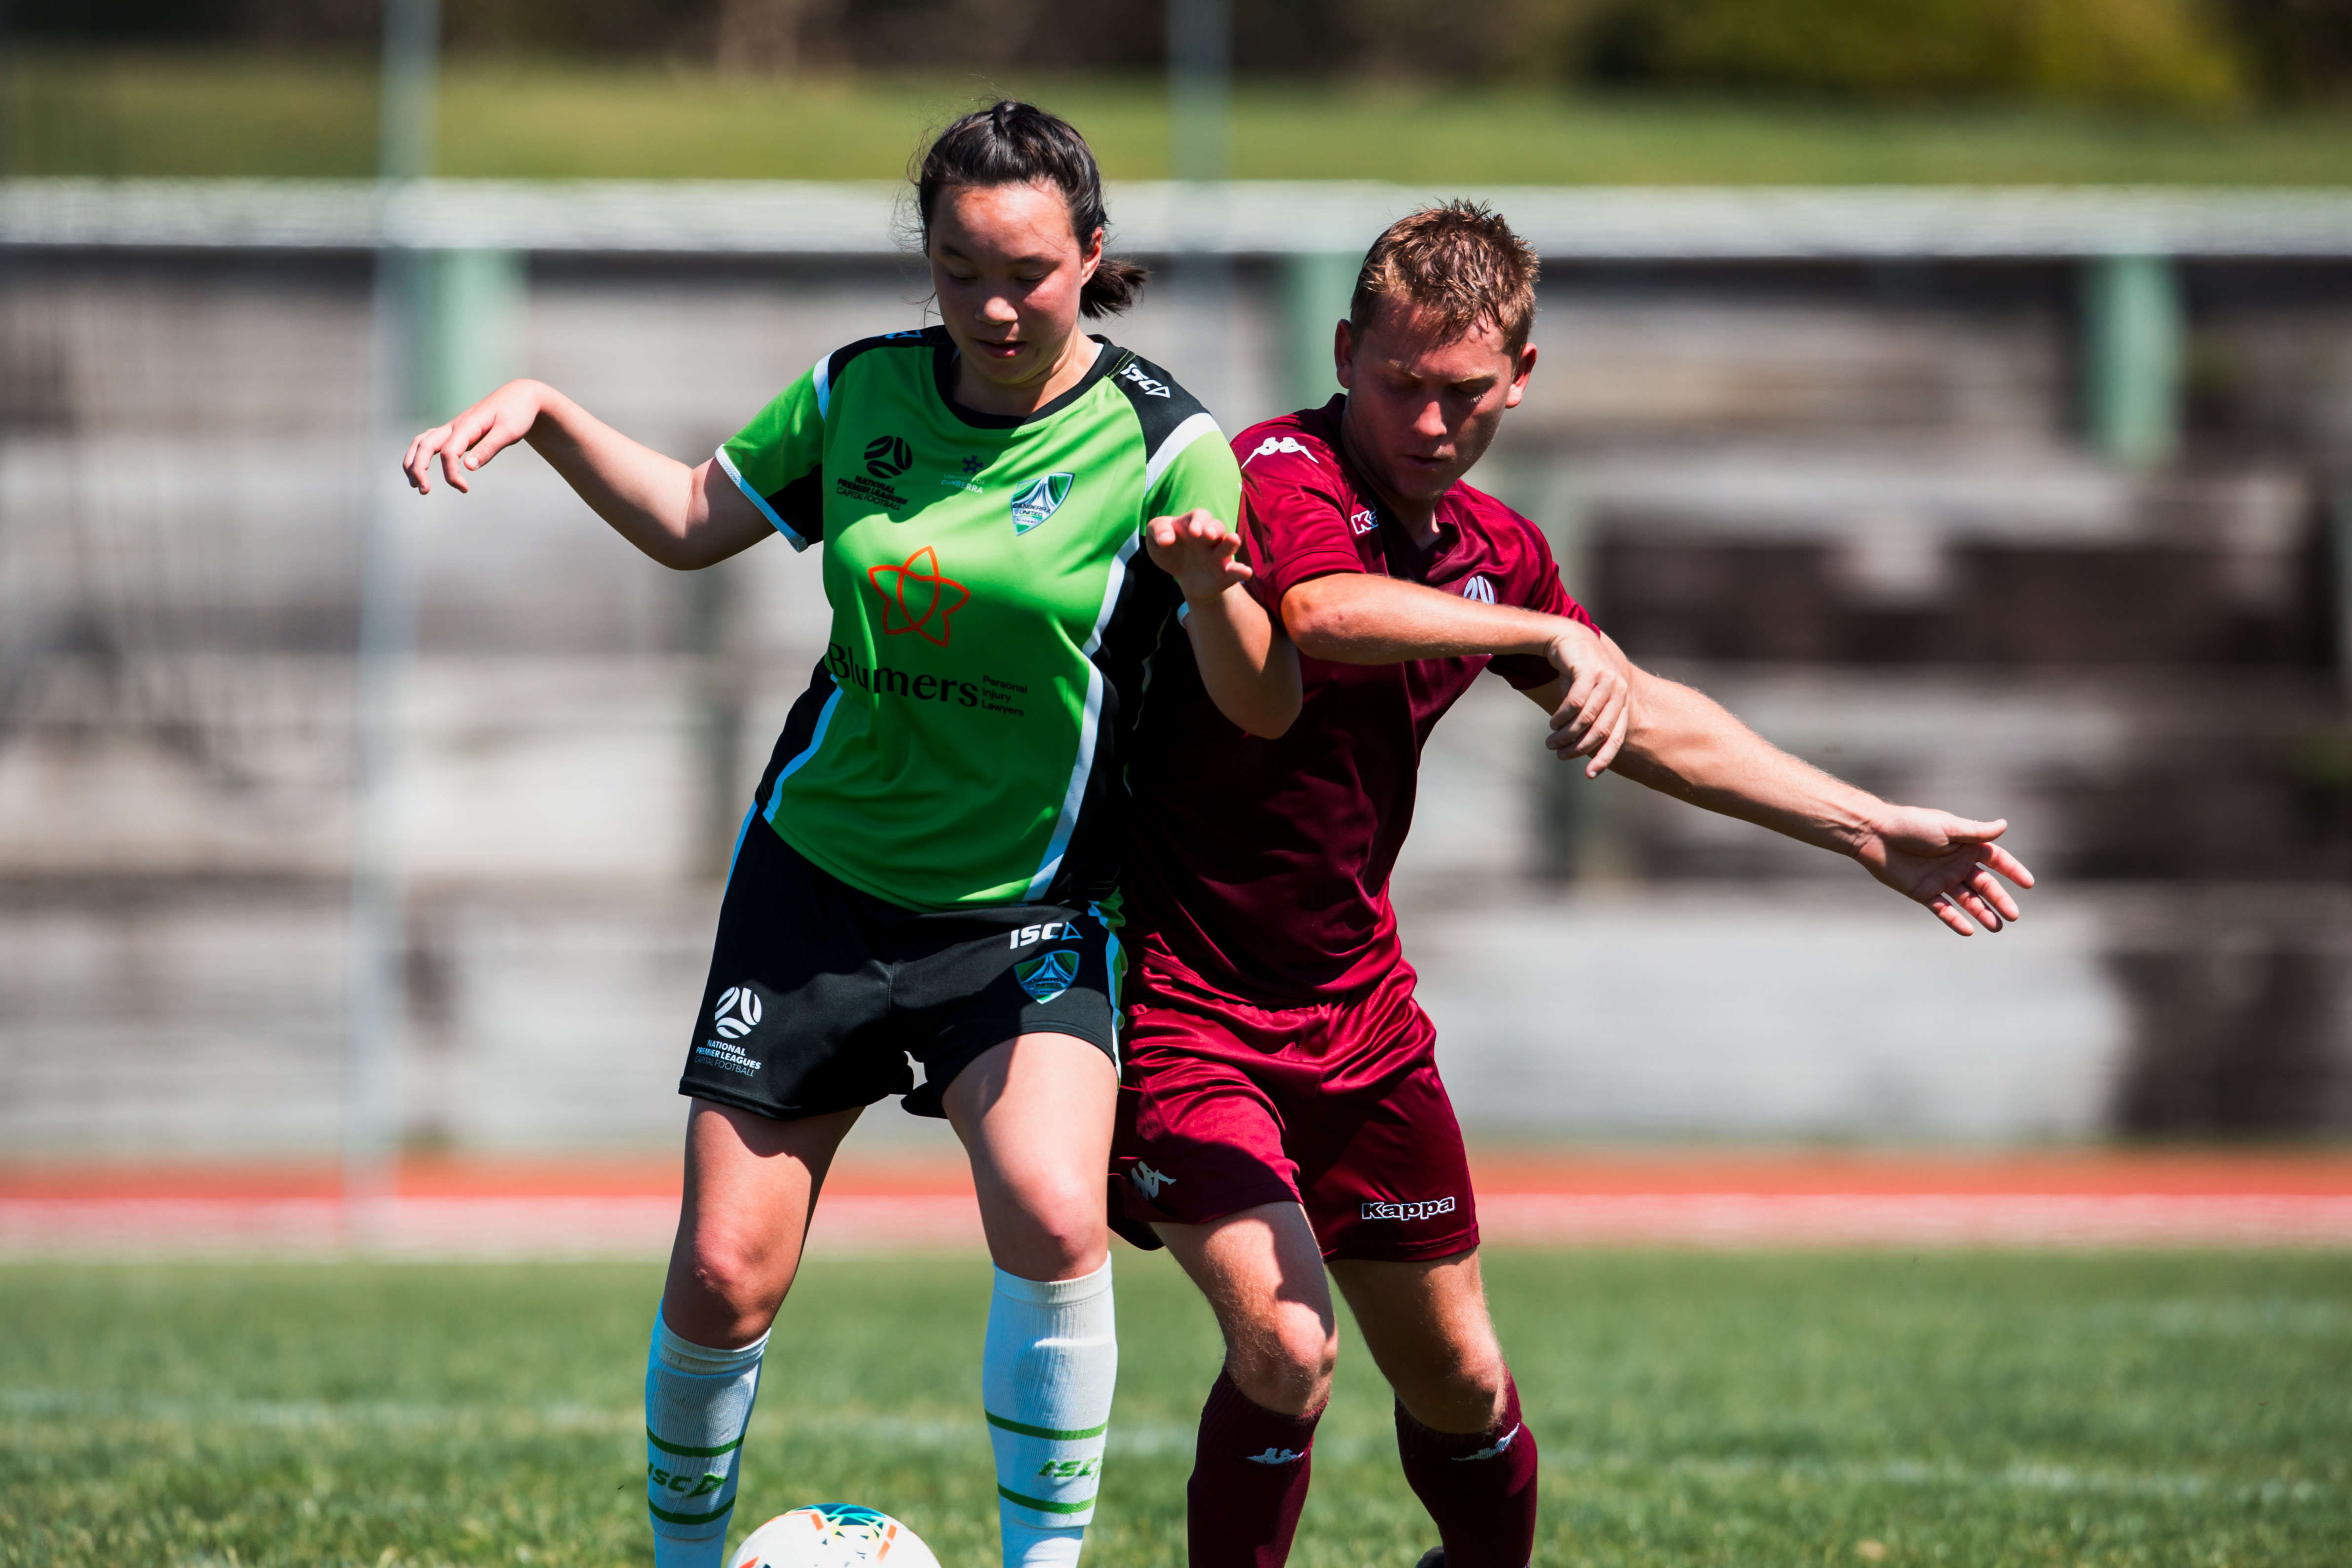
left=647, top=1463, right=726, bottom=1497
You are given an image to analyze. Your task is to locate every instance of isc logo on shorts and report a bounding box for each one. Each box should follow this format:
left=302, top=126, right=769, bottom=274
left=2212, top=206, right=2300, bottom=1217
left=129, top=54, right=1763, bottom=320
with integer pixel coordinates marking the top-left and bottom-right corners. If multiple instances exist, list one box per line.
left=1362, top=1196, right=1457, bottom=1222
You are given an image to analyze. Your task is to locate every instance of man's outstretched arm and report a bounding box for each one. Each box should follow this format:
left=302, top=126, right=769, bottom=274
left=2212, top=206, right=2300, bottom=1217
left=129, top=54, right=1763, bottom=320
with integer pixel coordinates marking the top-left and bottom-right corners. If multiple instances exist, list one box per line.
left=1528, top=649, right=2035, bottom=936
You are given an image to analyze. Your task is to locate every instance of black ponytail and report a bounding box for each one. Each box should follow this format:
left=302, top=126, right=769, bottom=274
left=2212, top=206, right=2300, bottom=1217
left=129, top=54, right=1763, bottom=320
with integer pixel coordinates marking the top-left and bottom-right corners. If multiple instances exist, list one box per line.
left=914, top=100, right=1147, bottom=319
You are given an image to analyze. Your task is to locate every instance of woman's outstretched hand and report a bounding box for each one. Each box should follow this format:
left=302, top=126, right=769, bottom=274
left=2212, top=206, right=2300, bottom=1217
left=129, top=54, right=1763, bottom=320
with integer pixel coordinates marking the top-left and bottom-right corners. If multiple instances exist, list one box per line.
left=1144, top=509, right=1253, bottom=606
left=404, top=380, right=549, bottom=496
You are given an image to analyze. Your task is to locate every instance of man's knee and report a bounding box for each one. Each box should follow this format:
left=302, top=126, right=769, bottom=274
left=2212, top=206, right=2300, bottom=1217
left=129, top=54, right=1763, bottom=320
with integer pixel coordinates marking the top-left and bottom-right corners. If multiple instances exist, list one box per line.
left=1224, top=1302, right=1338, bottom=1416
left=1395, top=1340, right=1509, bottom=1433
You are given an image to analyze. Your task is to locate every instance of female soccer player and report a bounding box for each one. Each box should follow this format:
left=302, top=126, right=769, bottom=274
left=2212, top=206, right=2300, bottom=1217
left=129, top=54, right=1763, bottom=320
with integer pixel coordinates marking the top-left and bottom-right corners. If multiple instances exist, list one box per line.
left=403, top=102, right=1296, bottom=1568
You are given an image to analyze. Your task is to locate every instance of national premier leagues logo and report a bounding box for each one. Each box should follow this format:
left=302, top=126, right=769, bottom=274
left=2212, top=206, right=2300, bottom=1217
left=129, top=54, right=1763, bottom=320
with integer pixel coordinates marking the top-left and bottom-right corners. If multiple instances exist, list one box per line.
left=869, top=545, right=970, bottom=648
left=864, top=435, right=913, bottom=479
left=1009, top=472, right=1075, bottom=535
left=1015, top=949, right=1080, bottom=1003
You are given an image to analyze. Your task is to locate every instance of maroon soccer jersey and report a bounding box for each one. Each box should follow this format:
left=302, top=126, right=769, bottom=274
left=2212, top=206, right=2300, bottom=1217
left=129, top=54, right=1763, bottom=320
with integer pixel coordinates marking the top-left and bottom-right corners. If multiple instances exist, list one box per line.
left=1121, top=396, right=1596, bottom=1006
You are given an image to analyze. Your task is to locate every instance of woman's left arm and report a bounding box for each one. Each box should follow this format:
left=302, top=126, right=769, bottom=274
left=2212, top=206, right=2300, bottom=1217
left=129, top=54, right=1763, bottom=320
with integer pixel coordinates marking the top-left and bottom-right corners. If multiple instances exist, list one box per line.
left=1144, top=509, right=1301, bottom=739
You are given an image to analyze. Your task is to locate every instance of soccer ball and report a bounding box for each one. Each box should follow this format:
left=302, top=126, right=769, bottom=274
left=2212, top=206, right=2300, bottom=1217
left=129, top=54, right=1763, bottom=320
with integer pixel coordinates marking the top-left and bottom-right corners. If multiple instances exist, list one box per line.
left=729, top=1505, right=942, bottom=1568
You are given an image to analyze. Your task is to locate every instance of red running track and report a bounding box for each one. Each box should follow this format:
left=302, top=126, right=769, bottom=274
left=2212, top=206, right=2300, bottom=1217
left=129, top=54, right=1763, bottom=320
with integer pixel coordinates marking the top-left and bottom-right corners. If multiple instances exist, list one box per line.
left=3, top=1149, right=2349, bottom=1256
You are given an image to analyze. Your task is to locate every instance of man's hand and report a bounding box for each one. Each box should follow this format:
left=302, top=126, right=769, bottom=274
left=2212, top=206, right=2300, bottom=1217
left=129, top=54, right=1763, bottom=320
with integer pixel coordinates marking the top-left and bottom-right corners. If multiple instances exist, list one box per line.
left=1144, top=509, right=1253, bottom=605
left=1853, top=806, right=2036, bottom=935
left=1540, top=622, right=1632, bottom=777
left=404, top=379, right=549, bottom=495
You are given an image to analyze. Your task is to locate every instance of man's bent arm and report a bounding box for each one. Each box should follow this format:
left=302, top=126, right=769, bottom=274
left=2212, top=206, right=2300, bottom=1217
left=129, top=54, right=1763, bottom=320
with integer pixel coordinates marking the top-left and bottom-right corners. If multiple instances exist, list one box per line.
left=1282, top=572, right=1631, bottom=767
left=1529, top=655, right=2035, bottom=935
left=1285, top=572, right=1565, bottom=663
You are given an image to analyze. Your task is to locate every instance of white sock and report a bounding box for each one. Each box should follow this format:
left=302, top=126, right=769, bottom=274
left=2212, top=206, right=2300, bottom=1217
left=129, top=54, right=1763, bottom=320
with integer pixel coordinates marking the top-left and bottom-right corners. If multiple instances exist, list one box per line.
left=984, top=1259, right=1117, bottom=1568
left=645, top=1308, right=769, bottom=1568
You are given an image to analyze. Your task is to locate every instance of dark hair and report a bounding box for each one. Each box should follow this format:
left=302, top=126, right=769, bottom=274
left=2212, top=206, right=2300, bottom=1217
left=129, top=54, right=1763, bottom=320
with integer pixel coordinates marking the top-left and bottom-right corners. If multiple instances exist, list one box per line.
left=1351, top=200, right=1541, bottom=354
left=913, top=101, right=1147, bottom=319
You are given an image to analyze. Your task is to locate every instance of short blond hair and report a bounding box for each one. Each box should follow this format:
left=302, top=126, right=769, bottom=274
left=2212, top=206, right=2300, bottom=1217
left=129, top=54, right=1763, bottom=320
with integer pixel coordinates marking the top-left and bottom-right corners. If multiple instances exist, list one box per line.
left=1349, top=200, right=1540, bottom=353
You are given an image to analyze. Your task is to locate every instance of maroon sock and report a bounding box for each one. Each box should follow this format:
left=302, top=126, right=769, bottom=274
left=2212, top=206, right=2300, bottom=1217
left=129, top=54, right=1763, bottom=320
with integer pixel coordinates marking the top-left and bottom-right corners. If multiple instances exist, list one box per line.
left=1393, top=1376, right=1539, bottom=1568
left=1186, top=1369, right=1324, bottom=1568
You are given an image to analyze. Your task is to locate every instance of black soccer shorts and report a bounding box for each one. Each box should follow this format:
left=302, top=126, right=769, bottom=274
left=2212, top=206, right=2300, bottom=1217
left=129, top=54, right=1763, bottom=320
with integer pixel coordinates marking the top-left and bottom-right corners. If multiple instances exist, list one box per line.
left=678, top=815, right=1120, bottom=1121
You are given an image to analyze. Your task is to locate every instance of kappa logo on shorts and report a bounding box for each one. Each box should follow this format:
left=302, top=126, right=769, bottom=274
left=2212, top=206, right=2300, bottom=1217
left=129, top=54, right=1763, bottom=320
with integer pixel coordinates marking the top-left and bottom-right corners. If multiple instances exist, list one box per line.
left=1128, top=1162, right=1176, bottom=1200
left=712, top=985, right=762, bottom=1039
left=1015, top=949, right=1080, bottom=1003
left=1361, top=1196, right=1457, bottom=1222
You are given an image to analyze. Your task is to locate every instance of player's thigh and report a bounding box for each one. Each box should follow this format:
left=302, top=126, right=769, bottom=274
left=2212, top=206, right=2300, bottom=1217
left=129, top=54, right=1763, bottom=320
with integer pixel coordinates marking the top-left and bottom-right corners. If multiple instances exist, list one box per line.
left=1328, top=1248, right=1509, bottom=1432
left=663, top=1097, right=864, bottom=1346
left=1155, top=1200, right=1339, bottom=1402
left=944, top=1031, right=1119, bottom=1280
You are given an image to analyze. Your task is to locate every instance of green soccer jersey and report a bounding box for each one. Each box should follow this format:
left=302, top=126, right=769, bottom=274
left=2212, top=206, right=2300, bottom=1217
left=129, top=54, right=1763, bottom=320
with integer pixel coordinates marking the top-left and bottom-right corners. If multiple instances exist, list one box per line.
left=718, top=326, right=1241, bottom=912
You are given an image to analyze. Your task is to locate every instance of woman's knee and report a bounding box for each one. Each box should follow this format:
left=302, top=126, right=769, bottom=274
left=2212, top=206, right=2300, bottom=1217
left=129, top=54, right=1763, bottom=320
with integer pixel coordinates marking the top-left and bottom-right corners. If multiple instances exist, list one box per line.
left=987, top=1169, right=1109, bottom=1279
left=665, top=1225, right=792, bottom=1343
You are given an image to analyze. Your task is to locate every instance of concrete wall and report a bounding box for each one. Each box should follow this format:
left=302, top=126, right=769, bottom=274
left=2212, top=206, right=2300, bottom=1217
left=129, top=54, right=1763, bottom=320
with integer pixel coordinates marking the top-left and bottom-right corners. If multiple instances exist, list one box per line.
left=2, top=245, right=2348, bottom=1153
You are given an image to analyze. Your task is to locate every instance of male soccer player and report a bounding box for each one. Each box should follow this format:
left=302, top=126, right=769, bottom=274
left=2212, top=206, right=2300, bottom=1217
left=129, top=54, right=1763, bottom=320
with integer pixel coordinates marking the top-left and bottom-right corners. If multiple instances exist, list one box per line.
left=1112, top=202, right=2035, bottom=1568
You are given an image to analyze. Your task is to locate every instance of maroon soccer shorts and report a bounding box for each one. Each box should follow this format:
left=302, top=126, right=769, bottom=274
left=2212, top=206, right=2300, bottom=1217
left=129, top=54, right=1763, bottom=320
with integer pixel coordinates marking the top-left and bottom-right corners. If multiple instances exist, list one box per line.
left=1111, top=959, right=1479, bottom=1262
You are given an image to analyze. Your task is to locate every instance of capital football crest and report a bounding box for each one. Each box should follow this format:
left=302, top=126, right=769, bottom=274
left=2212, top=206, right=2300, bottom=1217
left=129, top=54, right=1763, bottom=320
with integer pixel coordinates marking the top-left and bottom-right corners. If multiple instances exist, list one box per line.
left=1015, top=949, right=1080, bottom=1003
left=1010, top=471, right=1075, bottom=535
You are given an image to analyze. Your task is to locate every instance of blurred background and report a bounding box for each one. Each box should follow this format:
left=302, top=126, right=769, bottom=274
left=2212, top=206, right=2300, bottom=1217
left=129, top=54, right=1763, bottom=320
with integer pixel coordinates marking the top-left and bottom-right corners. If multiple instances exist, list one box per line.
left=4, top=0, right=2352, bottom=1179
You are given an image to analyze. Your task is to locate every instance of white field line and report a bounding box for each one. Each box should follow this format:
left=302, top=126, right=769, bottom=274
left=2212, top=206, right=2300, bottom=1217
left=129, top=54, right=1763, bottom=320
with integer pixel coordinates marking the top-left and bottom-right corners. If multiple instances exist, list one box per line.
left=1, top=1388, right=2328, bottom=1507
left=4, top=1190, right=2350, bottom=1256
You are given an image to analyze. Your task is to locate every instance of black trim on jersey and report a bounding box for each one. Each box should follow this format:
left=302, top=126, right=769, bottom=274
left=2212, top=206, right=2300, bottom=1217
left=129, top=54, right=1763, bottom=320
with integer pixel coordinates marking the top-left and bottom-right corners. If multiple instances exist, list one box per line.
left=1027, top=346, right=1215, bottom=907
left=1103, top=347, right=1215, bottom=460
left=752, top=656, right=841, bottom=820
left=1041, top=542, right=1183, bottom=909
left=765, top=470, right=826, bottom=544
left=825, top=325, right=942, bottom=393
left=762, top=327, right=940, bottom=546
left=931, top=331, right=1123, bottom=430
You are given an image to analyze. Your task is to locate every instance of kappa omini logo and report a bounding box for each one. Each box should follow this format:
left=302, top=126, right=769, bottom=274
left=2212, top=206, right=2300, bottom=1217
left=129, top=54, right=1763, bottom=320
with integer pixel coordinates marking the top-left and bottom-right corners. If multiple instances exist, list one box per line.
left=1010, top=472, right=1075, bottom=535
left=1452, top=1424, right=1520, bottom=1463
left=869, top=545, right=970, bottom=647
left=1245, top=1447, right=1306, bottom=1466
left=1128, top=1161, right=1176, bottom=1200
left=1460, top=574, right=1496, bottom=604
left=1244, top=435, right=1310, bottom=466
left=1015, top=949, right=1080, bottom=1003
left=864, top=434, right=914, bottom=479
left=712, top=985, right=762, bottom=1039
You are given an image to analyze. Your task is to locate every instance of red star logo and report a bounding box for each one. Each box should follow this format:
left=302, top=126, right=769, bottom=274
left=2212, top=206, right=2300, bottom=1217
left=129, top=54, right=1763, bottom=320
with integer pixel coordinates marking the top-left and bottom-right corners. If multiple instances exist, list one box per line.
left=868, top=545, right=970, bottom=648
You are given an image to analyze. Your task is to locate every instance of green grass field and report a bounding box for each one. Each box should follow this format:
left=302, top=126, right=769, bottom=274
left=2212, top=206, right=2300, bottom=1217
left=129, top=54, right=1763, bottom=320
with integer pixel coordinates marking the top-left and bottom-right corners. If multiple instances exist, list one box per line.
left=11, top=51, right=2352, bottom=185
left=4, top=1250, right=2350, bottom=1567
